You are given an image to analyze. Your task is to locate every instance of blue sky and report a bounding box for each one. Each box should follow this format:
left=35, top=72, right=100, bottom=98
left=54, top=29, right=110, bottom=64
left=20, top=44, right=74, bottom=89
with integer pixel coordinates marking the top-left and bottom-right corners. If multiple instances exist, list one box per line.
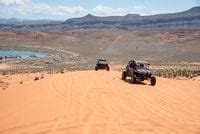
left=0, top=0, right=199, bottom=20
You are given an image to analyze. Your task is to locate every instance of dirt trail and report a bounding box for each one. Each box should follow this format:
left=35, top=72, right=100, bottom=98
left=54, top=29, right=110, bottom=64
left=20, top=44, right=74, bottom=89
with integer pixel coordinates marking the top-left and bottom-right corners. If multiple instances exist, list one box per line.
left=0, top=71, right=199, bottom=134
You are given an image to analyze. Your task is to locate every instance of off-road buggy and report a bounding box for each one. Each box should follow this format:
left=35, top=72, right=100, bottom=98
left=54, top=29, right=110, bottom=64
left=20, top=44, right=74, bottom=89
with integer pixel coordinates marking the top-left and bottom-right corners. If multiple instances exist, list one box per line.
left=95, top=59, right=110, bottom=71
left=122, top=60, right=156, bottom=86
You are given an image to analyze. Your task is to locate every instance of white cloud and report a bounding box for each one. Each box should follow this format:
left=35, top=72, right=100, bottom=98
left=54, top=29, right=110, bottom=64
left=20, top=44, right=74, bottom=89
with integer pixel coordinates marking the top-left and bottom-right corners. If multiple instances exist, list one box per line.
left=91, top=5, right=127, bottom=16
left=0, top=0, right=28, bottom=5
left=0, top=2, right=88, bottom=20
left=91, top=5, right=151, bottom=16
left=127, top=5, right=150, bottom=15
left=0, top=0, right=153, bottom=20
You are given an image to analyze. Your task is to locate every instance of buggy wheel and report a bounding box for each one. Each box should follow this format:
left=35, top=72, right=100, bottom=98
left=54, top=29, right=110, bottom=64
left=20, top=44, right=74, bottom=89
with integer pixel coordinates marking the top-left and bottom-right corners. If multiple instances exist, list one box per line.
left=150, top=76, right=156, bottom=86
left=122, top=71, right=126, bottom=80
left=95, top=66, right=98, bottom=71
left=131, top=75, right=136, bottom=84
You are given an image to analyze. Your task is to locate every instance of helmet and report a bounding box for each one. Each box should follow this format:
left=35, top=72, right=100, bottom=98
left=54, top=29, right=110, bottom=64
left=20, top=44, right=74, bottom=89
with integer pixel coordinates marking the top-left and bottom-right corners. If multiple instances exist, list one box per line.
left=129, top=60, right=136, bottom=64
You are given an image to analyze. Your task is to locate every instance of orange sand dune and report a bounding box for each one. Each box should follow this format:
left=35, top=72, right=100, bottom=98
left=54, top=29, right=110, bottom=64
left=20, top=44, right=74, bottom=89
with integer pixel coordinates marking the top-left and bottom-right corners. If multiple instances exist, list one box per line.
left=0, top=71, right=200, bottom=134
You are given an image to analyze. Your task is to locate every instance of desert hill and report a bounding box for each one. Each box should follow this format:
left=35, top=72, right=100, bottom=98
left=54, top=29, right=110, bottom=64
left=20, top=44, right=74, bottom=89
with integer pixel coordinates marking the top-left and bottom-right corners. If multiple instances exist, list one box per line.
left=62, top=7, right=200, bottom=30
left=0, top=7, right=200, bottom=31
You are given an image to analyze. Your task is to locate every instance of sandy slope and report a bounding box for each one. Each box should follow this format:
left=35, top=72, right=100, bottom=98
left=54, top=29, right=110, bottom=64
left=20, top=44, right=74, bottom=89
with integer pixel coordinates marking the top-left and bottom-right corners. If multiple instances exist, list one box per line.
left=0, top=64, right=9, bottom=70
left=0, top=71, right=199, bottom=134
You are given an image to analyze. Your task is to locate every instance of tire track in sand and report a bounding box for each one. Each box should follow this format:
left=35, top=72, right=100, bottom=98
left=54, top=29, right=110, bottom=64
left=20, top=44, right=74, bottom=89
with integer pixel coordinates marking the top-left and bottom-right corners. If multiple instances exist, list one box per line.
left=49, top=74, right=73, bottom=134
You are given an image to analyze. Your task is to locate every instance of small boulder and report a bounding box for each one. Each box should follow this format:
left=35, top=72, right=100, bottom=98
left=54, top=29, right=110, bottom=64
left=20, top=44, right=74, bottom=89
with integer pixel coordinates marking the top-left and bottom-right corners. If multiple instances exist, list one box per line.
left=41, top=74, right=44, bottom=79
left=20, top=80, right=23, bottom=84
left=34, top=77, right=40, bottom=81
left=60, top=69, right=65, bottom=74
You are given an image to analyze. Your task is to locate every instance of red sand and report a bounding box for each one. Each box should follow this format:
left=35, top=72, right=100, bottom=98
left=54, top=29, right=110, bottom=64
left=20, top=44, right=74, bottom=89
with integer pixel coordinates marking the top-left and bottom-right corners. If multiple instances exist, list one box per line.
left=0, top=71, right=200, bottom=134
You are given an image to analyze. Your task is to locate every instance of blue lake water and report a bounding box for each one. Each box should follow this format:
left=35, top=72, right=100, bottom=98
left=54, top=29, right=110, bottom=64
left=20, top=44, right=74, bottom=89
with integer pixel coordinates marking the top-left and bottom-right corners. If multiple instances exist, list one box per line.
left=0, top=50, right=46, bottom=58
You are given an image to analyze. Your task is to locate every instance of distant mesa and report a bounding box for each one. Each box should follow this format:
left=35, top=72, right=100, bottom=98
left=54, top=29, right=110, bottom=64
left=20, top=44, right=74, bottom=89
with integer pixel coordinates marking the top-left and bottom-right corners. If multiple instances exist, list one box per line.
left=125, top=14, right=141, bottom=17
left=83, top=13, right=141, bottom=18
left=184, top=6, right=200, bottom=13
left=0, top=6, right=200, bottom=30
left=84, top=14, right=96, bottom=18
